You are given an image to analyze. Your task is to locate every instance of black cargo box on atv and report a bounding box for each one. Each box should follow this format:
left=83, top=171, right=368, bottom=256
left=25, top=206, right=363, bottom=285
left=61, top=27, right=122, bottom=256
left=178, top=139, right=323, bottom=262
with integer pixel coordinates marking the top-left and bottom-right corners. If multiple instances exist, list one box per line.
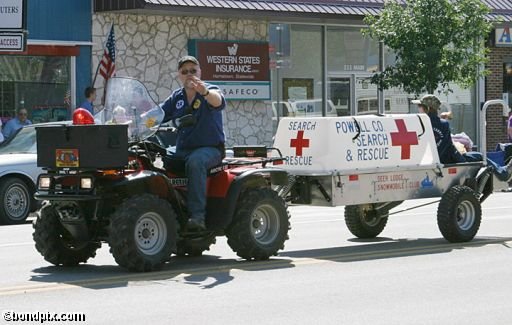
left=36, top=124, right=128, bottom=169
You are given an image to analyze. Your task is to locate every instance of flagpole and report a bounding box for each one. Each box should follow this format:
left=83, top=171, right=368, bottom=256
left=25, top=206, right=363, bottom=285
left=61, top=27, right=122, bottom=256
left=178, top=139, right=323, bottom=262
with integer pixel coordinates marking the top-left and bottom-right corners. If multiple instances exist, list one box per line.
left=92, top=23, right=114, bottom=87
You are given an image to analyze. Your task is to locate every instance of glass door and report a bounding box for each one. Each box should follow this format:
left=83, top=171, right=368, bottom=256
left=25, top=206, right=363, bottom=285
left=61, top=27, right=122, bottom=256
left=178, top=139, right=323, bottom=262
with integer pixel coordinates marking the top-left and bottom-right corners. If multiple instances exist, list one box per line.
left=328, top=76, right=351, bottom=116
left=355, top=75, right=390, bottom=115
left=328, top=73, right=383, bottom=116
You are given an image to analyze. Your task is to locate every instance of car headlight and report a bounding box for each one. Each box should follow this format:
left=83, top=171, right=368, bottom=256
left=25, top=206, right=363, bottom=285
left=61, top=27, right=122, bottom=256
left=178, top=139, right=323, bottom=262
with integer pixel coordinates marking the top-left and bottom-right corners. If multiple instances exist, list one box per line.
left=39, top=177, right=51, bottom=189
left=80, top=177, right=93, bottom=189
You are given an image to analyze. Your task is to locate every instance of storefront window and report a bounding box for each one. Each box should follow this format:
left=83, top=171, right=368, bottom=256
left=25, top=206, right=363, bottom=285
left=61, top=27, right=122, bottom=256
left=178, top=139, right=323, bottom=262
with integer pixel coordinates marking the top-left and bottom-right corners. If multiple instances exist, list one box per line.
left=435, top=85, right=476, bottom=140
left=270, top=23, right=477, bottom=142
left=326, top=26, right=396, bottom=116
left=0, top=56, right=71, bottom=124
left=327, top=26, right=392, bottom=73
left=271, top=24, right=323, bottom=125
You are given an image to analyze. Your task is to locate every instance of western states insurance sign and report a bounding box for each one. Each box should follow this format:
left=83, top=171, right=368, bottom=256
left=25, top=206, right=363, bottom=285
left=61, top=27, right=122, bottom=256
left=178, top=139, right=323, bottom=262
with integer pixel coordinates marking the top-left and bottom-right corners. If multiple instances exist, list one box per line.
left=189, top=40, right=270, bottom=100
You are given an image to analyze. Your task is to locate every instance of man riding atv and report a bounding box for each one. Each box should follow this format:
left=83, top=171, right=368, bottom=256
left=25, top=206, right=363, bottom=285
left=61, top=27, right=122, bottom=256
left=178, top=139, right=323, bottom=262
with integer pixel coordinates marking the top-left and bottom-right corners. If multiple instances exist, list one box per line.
left=160, top=55, right=226, bottom=232
left=33, top=77, right=291, bottom=272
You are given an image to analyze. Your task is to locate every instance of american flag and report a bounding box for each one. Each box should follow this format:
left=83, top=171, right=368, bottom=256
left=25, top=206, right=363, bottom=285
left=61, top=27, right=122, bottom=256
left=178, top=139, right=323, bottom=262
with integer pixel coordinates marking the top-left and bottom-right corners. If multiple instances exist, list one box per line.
left=63, top=89, right=71, bottom=107
left=99, top=25, right=116, bottom=80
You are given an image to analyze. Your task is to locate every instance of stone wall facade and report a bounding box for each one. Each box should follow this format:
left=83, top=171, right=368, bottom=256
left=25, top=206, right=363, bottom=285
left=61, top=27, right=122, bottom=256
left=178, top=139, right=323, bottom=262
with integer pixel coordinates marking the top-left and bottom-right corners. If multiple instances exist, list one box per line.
left=92, top=13, right=273, bottom=147
left=486, top=46, right=512, bottom=149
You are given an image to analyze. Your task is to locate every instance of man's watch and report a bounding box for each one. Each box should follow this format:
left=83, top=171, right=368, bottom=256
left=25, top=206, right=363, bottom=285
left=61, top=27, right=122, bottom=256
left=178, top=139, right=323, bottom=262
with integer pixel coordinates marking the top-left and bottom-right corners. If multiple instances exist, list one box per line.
left=202, top=89, right=210, bottom=97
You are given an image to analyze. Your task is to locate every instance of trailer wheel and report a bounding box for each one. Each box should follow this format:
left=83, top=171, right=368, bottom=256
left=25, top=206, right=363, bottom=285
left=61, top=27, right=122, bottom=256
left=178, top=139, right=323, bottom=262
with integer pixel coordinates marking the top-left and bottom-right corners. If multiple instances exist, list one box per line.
left=226, top=188, right=290, bottom=260
left=345, top=204, right=388, bottom=238
left=437, top=186, right=481, bottom=243
left=108, top=194, right=177, bottom=272
left=33, top=202, right=101, bottom=266
left=177, top=234, right=216, bottom=257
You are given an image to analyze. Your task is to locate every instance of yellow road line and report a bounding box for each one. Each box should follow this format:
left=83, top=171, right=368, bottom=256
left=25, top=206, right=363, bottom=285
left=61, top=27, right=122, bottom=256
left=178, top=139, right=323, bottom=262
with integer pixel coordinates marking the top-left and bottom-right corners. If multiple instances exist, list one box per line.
left=1, top=238, right=510, bottom=296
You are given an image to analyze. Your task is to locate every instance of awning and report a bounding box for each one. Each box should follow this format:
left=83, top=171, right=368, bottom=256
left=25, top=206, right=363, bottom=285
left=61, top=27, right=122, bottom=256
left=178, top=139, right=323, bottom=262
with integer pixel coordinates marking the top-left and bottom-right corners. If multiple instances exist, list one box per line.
left=94, top=0, right=512, bottom=22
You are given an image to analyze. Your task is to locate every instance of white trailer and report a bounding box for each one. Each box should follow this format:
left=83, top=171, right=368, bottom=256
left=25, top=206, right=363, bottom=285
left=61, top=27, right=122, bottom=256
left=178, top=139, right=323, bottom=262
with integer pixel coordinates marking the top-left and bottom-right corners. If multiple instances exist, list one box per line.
left=272, top=100, right=508, bottom=243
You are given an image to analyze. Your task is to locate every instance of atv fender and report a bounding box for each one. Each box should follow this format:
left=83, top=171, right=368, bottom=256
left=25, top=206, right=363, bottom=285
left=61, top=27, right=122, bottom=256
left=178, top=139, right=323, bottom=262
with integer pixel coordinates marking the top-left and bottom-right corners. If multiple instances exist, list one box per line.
left=111, top=170, right=178, bottom=203
left=224, top=168, right=288, bottom=221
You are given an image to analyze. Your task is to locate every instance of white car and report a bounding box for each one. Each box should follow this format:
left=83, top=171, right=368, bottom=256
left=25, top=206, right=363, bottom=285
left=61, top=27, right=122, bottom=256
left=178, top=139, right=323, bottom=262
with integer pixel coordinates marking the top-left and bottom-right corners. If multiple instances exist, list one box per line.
left=0, top=122, right=68, bottom=224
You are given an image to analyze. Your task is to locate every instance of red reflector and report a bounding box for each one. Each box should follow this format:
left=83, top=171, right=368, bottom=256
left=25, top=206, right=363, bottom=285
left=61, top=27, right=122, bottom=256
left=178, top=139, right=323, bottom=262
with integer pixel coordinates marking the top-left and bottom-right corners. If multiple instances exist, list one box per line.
left=448, top=168, right=457, bottom=174
left=73, top=108, right=95, bottom=125
left=349, top=175, right=359, bottom=181
left=273, top=160, right=283, bottom=165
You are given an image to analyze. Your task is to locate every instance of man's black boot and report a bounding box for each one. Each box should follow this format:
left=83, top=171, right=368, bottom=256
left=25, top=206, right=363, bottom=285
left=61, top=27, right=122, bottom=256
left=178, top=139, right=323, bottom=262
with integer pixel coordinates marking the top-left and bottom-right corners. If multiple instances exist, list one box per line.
left=187, top=218, right=206, bottom=231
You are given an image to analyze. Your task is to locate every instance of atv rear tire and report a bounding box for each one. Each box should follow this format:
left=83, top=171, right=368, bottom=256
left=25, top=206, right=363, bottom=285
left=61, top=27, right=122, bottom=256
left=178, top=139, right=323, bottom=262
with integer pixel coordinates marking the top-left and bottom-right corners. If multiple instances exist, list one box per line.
left=226, top=188, right=290, bottom=260
left=437, top=185, right=481, bottom=243
left=108, top=194, right=177, bottom=272
left=177, top=234, right=216, bottom=257
left=345, top=204, right=388, bottom=238
left=33, top=202, right=101, bottom=266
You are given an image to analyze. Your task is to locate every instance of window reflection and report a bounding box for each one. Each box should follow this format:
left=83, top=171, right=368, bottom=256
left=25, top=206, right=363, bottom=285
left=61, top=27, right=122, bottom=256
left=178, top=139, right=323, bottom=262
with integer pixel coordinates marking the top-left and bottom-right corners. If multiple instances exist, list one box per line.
left=0, top=56, right=70, bottom=124
left=270, top=23, right=477, bottom=143
left=0, top=126, right=36, bottom=154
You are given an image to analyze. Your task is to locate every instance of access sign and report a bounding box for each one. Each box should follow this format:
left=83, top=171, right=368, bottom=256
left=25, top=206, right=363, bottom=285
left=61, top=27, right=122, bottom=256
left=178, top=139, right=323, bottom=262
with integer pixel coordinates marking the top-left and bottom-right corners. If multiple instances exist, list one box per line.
left=0, top=33, right=24, bottom=51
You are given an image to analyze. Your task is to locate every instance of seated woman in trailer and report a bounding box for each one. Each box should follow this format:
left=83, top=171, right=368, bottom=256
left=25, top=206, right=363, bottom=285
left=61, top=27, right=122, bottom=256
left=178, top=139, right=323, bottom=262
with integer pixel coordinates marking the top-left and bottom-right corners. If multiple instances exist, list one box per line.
left=412, top=94, right=512, bottom=182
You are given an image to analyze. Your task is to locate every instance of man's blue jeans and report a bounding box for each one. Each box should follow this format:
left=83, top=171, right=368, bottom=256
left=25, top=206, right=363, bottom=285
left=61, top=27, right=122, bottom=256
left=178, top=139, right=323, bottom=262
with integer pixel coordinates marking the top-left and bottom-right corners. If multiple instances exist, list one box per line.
left=175, top=146, right=222, bottom=221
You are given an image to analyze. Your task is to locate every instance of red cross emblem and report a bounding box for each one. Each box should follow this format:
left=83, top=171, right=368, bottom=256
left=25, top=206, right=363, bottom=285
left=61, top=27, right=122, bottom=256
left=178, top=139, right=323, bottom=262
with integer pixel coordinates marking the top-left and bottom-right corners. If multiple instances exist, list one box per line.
left=390, top=119, right=418, bottom=160
left=290, top=130, right=310, bottom=156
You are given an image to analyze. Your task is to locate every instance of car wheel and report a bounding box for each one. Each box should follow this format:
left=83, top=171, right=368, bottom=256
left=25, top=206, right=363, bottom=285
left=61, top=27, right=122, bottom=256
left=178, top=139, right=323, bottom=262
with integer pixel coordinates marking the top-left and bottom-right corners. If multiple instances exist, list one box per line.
left=0, top=177, right=32, bottom=225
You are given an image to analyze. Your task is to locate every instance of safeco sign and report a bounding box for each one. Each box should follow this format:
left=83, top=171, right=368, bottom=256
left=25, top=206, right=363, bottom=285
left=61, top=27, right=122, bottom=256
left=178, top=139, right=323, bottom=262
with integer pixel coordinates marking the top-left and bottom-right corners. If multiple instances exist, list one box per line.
left=189, top=40, right=270, bottom=100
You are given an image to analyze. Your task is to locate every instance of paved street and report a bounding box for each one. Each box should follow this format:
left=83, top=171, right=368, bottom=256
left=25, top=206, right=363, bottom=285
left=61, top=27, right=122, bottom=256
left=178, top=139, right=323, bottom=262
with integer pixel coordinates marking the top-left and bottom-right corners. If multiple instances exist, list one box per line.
left=1, top=194, right=512, bottom=324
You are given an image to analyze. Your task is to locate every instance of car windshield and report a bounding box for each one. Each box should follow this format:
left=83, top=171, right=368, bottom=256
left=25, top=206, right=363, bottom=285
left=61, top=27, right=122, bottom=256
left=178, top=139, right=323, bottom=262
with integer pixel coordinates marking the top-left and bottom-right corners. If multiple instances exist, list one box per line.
left=94, top=77, right=165, bottom=142
left=0, top=126, right=36, bottom=154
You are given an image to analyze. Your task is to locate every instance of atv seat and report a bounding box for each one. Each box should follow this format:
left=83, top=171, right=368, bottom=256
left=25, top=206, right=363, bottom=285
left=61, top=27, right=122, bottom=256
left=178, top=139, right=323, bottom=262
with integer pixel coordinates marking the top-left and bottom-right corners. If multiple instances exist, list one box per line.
left=163, top=156, right=227, bottom=177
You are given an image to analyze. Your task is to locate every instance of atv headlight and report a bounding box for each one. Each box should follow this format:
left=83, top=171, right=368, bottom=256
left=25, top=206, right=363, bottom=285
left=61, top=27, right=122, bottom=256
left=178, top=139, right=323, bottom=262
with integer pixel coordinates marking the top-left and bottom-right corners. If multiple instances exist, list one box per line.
left=80, top=177, right=93, bottom=189
left=39, top=176, right=51, bottom=189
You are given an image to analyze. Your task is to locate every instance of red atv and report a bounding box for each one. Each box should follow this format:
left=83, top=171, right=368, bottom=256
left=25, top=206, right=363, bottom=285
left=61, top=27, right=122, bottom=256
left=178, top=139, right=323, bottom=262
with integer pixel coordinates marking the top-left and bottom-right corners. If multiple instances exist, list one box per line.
left=33, top=77, right=290, bottom=272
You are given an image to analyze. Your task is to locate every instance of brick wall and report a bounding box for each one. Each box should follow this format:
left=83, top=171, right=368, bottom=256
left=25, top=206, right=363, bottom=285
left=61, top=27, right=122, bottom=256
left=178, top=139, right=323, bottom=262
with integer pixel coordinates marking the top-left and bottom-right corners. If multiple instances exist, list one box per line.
left=486, top=47, right=512, bottom=150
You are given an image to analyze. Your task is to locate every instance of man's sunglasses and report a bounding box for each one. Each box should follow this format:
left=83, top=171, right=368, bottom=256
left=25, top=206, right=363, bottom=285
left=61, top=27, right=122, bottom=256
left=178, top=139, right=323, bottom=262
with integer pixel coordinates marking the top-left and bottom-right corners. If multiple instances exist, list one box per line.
left=180, top=68, right=197, bottom=75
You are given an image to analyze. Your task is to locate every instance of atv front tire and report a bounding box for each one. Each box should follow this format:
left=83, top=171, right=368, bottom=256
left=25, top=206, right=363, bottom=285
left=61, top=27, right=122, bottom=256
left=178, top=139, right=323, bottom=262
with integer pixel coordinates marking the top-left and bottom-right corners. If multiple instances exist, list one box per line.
left=108, top=194, right=177, bottom=272
left=226, top=188, right=290, bottom=260
left=33, top=203, right=100, bottom=266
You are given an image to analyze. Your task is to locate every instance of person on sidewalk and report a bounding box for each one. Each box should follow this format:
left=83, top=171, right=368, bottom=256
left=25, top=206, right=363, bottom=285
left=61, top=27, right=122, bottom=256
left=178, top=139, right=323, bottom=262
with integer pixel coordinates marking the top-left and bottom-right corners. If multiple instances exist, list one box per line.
left=2, top=108, right=32, bottom=140
left=78, top=87, right=96, bottom=115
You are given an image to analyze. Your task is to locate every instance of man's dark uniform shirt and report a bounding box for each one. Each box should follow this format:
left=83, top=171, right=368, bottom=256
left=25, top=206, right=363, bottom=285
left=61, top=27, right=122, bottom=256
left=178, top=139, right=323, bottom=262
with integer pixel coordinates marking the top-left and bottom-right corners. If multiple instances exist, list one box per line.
left=160, top=83, right=225, bottom=150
